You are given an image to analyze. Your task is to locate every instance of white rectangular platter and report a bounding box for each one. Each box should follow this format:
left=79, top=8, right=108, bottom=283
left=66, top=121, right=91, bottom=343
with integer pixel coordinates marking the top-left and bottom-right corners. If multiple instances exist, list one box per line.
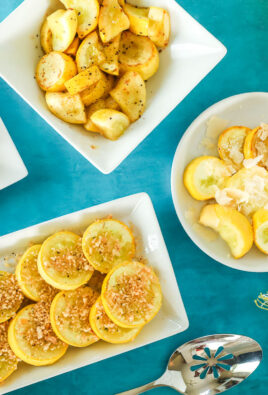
left=0, top=0, right=226, bottom=173
left=0, top=193, right=189, bottom=394
left=0, top=118, right=28, bottom=190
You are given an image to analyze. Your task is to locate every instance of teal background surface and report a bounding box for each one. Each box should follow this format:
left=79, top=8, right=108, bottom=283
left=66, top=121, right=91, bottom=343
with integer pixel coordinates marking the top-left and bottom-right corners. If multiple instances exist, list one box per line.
left=0, top=0, right=268, bottom=394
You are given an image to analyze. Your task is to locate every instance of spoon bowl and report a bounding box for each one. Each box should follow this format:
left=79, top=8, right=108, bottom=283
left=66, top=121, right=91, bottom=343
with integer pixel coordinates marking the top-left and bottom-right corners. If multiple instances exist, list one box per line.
left=117, top=334, right=262, bottom=395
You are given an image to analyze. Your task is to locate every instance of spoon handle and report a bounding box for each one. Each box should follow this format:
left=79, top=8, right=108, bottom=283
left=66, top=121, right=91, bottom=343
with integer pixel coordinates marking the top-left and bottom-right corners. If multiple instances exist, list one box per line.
left=116, top=380, right=163, bottom=395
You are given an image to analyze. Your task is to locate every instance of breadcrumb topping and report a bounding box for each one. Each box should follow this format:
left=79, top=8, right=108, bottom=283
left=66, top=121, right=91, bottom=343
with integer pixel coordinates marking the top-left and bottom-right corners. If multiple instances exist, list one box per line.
left=106, top=265, right=157, bottom=322
left=55, top=287, right=99, bottom=340
left=89, top=231, right=122, bottom=261
left=0, top=322, right=17, bottom=368
left=19, top=302, right=64, bottom=352
left=0, top=273, right=24, bottom=319
left=47, top=238, right=93, bottom=277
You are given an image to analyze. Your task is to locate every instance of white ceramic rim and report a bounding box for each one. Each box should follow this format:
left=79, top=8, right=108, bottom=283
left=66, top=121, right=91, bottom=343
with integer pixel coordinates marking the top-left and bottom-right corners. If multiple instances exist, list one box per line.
left=171, top=91, right=268, bottom=273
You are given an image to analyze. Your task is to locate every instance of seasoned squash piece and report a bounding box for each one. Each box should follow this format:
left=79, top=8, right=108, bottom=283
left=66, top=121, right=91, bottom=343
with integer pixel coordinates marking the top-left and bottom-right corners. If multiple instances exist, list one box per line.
left=200, top=204, right=253, bottom=258
left=119, top=31, right=159, bottom=80
left=65, top=36, right=80, bottom=56
left=110, top=71, right=146, bottom=122
left=60, top=0, right=99, bottom=39
left=105, top=95, right=120, bottom=110
left=90, top=297, right=141, bottom=343
left=99, top=0, right=130, bottom=43
left=8, top=303, right=68, bottom=366
left=91, top=109, right=130, bottom=140
left=50, top=287, right=99, bottom=347
left=36, top=52, right=77, bottom=92
left=183, top=156, right=231, bottom=201
left=15, top=245, right=56, bottom=302
left=38, top=231, right=94, bottom=290
left=82, top=218, right=135, bottom=273
left=76, top=31, right=105, bottom=73
left=102, top=261, right=162, bottom=328
left=123, top=3, right=149, bottom=36
left=65, top=65, right=102, bottom=95
left=47, top=9, right=77, bottom=52
left=0, top=272, right=24, bottom=323
left=46, top=92, right=86, bottom=124
left=0, top=322, right=18, bottom=383
left=218, top=126, right=251, bottom=170
left=40, top=19, right=52, bottom=53
left=100, top=35, right=120, bottom=76
left=80, top=71, right=110, bottom=106
left=244, top=124, right=268, bottom=170
left=148, top=6, right=171, bottom=48
left=84, top=99, right=106, bottom=133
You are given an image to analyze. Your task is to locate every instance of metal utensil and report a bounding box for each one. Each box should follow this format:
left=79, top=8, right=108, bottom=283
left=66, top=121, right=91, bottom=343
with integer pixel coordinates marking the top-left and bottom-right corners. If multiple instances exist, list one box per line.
left=117, top=334, right=262, bottom=395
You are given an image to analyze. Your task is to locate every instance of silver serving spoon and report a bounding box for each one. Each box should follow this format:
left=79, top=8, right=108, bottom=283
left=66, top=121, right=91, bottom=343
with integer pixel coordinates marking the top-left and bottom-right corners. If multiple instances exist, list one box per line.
left=117, top=334, right=262, bottom=395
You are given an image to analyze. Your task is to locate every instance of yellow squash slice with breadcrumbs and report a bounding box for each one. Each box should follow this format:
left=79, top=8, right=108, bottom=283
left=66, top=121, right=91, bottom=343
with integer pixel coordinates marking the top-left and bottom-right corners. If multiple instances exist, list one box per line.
left=82, top=218, right=135, bottom=273
left=0, top=272, right=23, bottom=323
left=8, top=303, right=68, bottom=366
left=99, top=0, right=130, bottom=43
left=47, top=9, right=77, bottom=52
left=45, top=92, right=86, bottom=124
left=119, top=31, right=159, bottom=80
left=218, top=126, right=251, bottom=170
left=36, top=52, right=77, bottom=92
left=253, top=209, right=268, bottom=254
left=50, top=286, right=99, bottom=347
left=0, top=322, right=18, bottom=383
left=184, top=156, right=231, bottom=201
left=15, top=244, right=55, bottom=302
left=199, top=204, right=253, bottom=258
left=102, top=261, right=162, bottom=328
left=90, top=297, right=141, bottom=343
left=110, top=71, right=146, bottom=122
left=38, top=231, right=94, bottom=290
left=60, top=0, right=99, bottom=39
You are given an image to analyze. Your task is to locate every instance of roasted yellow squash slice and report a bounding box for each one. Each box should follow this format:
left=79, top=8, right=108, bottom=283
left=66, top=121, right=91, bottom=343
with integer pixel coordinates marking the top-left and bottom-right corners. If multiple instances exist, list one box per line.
left=82, top=218, right=135, bottom=273
left=76, top=31, right=105, bottom=72
left=119, top=31, right=159, bottom=80
left=123, top=3, right=149, bottom=36
left=84, top=99, right=106, bottom=133
left=90, top=297, right=141, bottom=343
left=46, top=92, right=86, bottom=124
left=199, top=204, right=253, bottom=258
left=60, top=0, right=99, bottom=38
left=65, top=65, right=102, bottom=95
left=40, top=19, right=53, bottom=53
left=0, top=322, right=18, bottom=383
left=65, top=36, right=80, bottom=56
left=244, top=124, right=268, bottom=170
left=36, top=52, right=77, bottom=92
left=184, top=156, right=231, bottom=200
left=100, top=34, right=120, bottom=76
left=0, top=271, right=23, bottom=323
left=80, top=71, right=112, bottom=106
left=8, top=303, right=68, bottom=366
left=102, top=261, right=162, bottom=328
left=148, top=6, right=170, bottom=48
left=99, top=0, right=130, bottom=43
left=50, top=286, right=99, bottom=347
left=47, top=9, right=77, bottom=52
left=38, top=231, right=94, bottom=290
left=110, top=71, right=146, bottom=122
left=91, top=109, right=130, bottom=140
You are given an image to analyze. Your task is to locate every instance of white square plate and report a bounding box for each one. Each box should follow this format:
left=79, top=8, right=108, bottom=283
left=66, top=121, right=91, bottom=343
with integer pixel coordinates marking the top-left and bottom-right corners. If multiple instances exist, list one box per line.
left=171, top=92, right=268, bottom=272
left=0, top=192, right=188, bottom=394
left=0, top=118, right=28, bottom=190
left=0, top=0, right=226, bottom=174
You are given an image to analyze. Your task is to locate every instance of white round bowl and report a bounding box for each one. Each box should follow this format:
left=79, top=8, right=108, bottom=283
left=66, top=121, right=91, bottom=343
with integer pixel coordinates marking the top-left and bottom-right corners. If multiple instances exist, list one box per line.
left=171, top=92, right=268, bottom=272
